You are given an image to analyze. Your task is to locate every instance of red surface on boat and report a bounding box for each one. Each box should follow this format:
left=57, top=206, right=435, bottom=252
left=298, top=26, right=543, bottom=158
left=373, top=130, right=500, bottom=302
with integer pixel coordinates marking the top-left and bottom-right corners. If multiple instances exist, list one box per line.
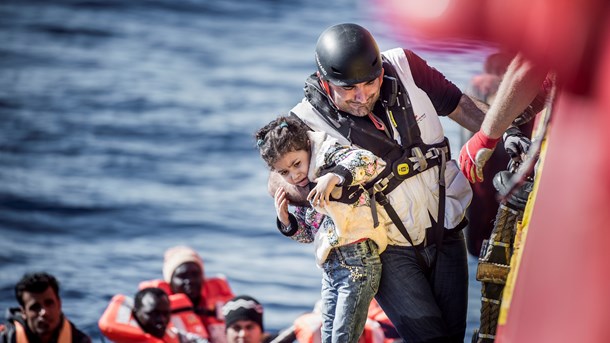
left=376, top=0, right=610, bottom=341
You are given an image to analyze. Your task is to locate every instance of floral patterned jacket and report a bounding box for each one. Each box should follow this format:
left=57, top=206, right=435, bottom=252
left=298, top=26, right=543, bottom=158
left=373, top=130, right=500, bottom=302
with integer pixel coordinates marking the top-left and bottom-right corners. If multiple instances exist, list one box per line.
left=278, top=131, right=390, bottom=266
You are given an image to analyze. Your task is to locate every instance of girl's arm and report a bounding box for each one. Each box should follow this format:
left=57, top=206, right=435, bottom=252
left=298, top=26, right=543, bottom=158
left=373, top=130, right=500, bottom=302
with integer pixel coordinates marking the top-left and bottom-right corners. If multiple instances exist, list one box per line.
left=322, top=143, right=386, bottom=186
left=308, top=144, right=386, bottom=206
left=274, top=204, right=320, bottom=244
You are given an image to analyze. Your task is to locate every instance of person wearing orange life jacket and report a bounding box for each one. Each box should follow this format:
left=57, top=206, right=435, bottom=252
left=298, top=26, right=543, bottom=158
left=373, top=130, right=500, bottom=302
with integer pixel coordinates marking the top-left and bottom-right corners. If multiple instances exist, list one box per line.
left=139, top=246, right=235, bottom=343
left=0, top=272, right=91, bottom=343
left=98, top=287, right=207, bottom=343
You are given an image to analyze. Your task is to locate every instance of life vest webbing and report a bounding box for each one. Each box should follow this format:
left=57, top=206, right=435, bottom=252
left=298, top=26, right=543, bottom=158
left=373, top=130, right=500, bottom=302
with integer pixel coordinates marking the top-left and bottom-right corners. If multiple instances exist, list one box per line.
left=15, top=318, right=72, bottom=343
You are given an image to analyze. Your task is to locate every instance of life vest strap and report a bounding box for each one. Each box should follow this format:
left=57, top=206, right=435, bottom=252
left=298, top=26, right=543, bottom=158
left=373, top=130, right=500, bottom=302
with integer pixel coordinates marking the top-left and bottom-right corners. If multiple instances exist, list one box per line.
left=367, top=139, right=450, bottom=273
left=370, top=137, right=450, bottom=198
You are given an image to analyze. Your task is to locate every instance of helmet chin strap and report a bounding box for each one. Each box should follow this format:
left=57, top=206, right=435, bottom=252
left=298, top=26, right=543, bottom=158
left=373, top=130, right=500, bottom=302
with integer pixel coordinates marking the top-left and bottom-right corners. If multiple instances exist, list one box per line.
left=317, top=72, right=340, bottom=110
left=316, top=71, right=332, bottom=95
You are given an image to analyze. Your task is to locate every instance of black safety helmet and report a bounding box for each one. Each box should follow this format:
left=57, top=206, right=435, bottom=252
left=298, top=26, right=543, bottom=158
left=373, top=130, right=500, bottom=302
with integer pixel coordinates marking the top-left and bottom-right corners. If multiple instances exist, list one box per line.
left=315, top=23, right=382, bottom=86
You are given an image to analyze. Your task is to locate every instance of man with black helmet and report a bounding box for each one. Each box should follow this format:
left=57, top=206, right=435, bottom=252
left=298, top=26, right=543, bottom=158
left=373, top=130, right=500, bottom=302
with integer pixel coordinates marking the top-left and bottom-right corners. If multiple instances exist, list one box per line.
left=276, top=23, right=489, bottom=342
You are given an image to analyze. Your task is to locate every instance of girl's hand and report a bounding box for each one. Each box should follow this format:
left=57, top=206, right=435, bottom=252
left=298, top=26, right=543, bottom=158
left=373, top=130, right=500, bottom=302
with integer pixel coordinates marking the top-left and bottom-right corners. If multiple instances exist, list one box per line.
left=274, top=187, right=290, bottom=226
left=307, top=173, right=339, bottom=207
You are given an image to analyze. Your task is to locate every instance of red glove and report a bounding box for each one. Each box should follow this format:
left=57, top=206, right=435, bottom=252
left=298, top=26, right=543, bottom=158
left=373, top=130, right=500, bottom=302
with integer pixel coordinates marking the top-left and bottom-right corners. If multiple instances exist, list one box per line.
left=459, top=130, right=500, bottom=183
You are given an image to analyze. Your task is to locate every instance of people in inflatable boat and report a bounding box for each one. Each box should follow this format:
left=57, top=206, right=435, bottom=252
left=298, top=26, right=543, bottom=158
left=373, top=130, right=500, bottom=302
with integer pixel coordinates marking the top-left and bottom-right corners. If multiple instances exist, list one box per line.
left=0, top=272, right=91, bottom=343
left=138, top=246, right=235, bottom=343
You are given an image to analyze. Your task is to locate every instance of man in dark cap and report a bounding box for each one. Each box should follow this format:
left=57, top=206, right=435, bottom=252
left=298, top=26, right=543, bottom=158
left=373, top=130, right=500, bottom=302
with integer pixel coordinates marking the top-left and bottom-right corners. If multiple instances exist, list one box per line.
left=222, top=296, right=276, bottom=343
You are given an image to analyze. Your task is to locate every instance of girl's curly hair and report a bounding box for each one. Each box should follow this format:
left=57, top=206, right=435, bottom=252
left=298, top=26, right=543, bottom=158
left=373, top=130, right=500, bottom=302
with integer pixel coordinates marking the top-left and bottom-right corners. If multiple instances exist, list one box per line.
left=255, top=115, right=310, bottom=169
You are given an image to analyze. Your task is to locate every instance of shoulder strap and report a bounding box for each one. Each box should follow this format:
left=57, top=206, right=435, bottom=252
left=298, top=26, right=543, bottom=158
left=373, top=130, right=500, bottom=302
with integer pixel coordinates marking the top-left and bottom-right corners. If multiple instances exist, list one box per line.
left=14, top=322, right=28, bottom=343
left=380, top=57, right=424, bottom=148
left=58, top=318, right=72, bottom=343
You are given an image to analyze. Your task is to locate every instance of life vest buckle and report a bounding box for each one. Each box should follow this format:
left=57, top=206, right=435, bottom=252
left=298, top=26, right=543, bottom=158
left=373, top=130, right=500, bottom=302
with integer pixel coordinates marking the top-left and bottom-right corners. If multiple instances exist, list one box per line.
left=373, top=178, right=388, bottom=193
left=411, top=146, right=428, bottom=171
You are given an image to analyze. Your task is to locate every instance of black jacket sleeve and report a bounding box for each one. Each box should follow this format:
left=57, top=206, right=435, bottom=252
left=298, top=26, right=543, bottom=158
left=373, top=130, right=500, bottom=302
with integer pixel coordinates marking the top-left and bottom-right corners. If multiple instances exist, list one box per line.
left=276, top=214, right=299, bottom=237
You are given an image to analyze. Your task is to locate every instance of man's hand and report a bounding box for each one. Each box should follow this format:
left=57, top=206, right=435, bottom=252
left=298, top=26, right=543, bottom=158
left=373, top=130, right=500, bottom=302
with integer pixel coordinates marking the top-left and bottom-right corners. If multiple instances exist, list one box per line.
left=459, top=130, right=500, bottom=183
left=503, top=126, right=531, bottom=159
left=503, top=126, right=532, bottom=171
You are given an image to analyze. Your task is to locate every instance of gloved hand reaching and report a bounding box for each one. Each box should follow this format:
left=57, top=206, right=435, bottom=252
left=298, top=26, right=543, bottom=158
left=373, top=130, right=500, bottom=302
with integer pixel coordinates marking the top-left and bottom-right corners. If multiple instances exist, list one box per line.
left=459, top=130, right=500, bottom=183
left=503, top=126, right=531, bottom=171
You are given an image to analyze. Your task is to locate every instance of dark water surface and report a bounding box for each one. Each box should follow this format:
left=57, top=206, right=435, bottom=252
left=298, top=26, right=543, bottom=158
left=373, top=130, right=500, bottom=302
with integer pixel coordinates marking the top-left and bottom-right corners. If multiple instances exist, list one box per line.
left=0, top=0, right=497, bottom=341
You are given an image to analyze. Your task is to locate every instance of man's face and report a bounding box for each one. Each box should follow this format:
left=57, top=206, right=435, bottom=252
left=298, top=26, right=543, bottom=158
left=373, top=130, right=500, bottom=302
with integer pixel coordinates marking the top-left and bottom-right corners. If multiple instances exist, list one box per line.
left=226, top=319, right=263, bottom=343
left=20, top=287, right=62, bottom=339
left=328, top=73, right=383, bottom=117
left=134, top=293, right=171, bottom=339
left=170, top=262, right=203, bottom=306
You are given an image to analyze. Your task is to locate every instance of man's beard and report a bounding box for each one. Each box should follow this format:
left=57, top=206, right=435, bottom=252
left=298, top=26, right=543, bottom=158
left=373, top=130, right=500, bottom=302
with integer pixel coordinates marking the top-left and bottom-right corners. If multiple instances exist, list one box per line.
left=339, top=91, right=379, bottom=117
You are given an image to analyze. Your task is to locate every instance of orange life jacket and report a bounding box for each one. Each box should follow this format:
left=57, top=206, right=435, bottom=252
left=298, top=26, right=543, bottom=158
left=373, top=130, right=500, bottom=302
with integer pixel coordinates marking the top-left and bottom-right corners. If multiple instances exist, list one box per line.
left=366, top=299, right=398, bottom=343
left=98, top=294, right=181, bottom=343
left=168, top=293, right=209, bottom=340
left=139, top=276, right=234, bottom=343
left=293, top=312, right=385, bottom=343
left=14, top=317, right=72, bottom=343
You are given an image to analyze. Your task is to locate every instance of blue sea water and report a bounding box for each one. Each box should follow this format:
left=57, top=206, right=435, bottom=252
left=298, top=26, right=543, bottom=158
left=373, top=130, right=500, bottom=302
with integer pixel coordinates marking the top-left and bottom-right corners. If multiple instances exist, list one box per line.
left=0, top=0, right=498, bottom=341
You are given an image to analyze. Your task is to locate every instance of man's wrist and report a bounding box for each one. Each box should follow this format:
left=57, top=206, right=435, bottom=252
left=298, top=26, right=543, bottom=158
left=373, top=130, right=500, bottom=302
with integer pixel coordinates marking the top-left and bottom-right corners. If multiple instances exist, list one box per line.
left=476, top=130, right=501, bottom=148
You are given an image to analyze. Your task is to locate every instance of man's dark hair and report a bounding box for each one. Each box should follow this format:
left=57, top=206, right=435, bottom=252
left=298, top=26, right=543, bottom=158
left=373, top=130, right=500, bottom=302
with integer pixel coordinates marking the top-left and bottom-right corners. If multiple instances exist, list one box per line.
left=134, top=287, right=169, bottom=310
left=15, top=272, right=60, bottom=307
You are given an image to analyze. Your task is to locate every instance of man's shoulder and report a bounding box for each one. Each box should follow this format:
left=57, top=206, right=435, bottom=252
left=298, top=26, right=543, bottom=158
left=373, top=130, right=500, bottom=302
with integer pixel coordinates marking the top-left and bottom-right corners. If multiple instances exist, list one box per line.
left=0, top=321, right=15, bottom=343
left=69, top=321, right=92, bottom=343
left=381, top=48, right=410, bottom=61
left=0, top=309, right=21, bottom=343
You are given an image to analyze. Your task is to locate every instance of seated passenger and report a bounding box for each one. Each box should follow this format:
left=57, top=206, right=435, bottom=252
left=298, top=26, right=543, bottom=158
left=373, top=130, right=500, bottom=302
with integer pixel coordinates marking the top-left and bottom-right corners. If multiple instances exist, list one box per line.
left=222, top=296, right=276, bottom=343
left=139, top=246, right=235, bottom=343
left=0, top=272, right=91, bottom=343
left=99, top=287, right=207, bottom=343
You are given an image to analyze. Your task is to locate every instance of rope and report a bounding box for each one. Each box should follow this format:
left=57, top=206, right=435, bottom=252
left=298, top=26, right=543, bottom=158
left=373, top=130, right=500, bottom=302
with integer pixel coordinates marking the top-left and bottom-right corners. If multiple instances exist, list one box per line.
left=475, top=204, right=524, bottom=342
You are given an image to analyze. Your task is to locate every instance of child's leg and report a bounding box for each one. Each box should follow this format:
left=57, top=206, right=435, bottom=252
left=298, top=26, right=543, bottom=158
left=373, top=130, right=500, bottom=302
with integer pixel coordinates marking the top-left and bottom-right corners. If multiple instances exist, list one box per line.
left=322, top=239, right=382, bottom=343
left=321, top=268, right=338, bottom=343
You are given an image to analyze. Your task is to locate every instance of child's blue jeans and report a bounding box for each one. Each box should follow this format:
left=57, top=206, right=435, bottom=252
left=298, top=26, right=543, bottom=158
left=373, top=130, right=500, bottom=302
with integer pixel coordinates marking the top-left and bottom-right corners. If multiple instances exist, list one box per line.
left=320, top=239, right=382, bottom=343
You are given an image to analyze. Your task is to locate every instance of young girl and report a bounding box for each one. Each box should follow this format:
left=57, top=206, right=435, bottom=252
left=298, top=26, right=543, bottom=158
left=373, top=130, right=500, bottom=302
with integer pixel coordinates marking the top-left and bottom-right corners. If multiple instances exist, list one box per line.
left=255, top=115, right=389, bottom=343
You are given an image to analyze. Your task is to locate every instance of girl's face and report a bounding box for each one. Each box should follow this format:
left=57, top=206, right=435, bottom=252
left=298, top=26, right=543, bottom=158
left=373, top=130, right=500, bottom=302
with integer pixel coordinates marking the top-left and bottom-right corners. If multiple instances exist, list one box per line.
left=273, top=149, right=310, bottom=188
